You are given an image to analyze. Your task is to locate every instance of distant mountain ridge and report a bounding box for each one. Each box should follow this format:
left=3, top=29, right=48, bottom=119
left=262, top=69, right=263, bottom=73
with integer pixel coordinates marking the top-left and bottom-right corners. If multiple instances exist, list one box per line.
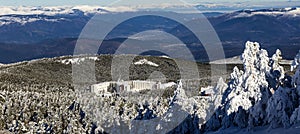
left=177, top=7, right=300, bottom=59
left=0, top=7, right=300, bottom=63
left=0, top=6, right=117, bottom=16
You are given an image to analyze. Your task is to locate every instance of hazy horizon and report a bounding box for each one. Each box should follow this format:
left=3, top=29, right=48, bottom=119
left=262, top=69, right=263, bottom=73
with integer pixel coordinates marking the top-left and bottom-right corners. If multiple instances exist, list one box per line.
left=1, top=0, right=300, bottom=13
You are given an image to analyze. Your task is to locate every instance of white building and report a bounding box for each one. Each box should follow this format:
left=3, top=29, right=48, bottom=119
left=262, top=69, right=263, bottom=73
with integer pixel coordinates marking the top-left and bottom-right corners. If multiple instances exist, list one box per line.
left=117, top=81, right=131, bottom=92
left=91, top=82, right=112, bottom=95
left=131, top=80, right=157, bottom=91
left=90, top=80, right=176, bottom=96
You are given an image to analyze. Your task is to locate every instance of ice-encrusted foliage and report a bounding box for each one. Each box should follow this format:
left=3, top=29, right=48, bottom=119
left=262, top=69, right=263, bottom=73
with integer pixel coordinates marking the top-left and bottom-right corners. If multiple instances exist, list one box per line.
left=267, top=87, right=297, bottom=128
left=74, top=78, right=225, bottom=134
left=205, top=41, right=293, bottom=132
left=291, top=50, right=300, bottom=72
left=272, top=49, right=284, bottom=79
left=290, top=50, right=300, bottom=125
left=292, top=50, right=300, bottom=87
left=5, top=41, right=300, bottom=133
left=204, top=78, right=228, bottom=130
left=229, top=67, right=243, bottom=91
left=264, top=50, right=299, bottom=129
left=225, top=41, right=270, bottom=116
left=0, top=88, right=92, bottom=133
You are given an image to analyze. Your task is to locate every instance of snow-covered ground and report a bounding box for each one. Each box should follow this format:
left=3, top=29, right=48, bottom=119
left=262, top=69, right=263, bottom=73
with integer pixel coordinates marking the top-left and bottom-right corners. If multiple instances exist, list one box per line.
left=209, top=56, right=243, bottom=64
left=159, top=55, right=171, bottom=59
left=133, top=58, right=159, bottom=67
left=3, top=41, right=300, bottom=133
left=159, top=82, right=176, bottom=89
left=280, top=59, right=293, bottom=65
left=128, top=30, right=175, bottom=41
left=200, top=86, right=214, bottom=94
left=60, top=57, right=98, bottom=65
left=0, top=6, right=136, bottom=16
left=210, top=55, right=292, bottom=65
left=232, top=7, right=300, bottom=18
left=0, top=16, right=66, bottom=26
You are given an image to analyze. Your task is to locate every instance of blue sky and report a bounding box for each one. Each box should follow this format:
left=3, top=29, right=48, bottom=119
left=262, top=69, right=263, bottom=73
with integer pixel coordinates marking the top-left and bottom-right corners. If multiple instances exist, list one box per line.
left=0, top=0, right=300, bottom=7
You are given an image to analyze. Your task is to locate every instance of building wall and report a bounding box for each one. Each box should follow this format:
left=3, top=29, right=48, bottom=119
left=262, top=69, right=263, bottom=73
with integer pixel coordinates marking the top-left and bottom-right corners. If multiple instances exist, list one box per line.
left=131, top=81, right=156, bottom=91
left=91, top=82, right=111, bottom=94
left=91, top=80, right=169, bottom=95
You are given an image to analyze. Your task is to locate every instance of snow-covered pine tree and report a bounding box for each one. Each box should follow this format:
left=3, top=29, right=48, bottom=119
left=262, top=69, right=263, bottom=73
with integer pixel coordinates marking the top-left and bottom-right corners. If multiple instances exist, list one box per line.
left=271, top=49, right=284, bottom=79
left=289, top=50, right=300, bottom=125
left=266, top=87, right=296, bottom=129
left=292, top=50, right=300, bottom=88
left=223, top=42, right=270, bottom=128
left=205, top=41, right=290, bottom=131
left=264, top=49, right=300, bottom=129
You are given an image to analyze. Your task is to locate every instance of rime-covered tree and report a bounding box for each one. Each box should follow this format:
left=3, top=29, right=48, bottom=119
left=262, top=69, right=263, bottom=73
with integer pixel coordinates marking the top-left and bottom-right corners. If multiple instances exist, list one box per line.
left=205, top=41, right=290, bottom=131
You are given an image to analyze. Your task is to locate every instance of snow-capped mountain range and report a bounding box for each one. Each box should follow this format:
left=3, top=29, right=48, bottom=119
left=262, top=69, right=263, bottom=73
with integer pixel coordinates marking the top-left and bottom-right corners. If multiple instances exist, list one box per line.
left=0, top=6, right=132, bottom=26
left=1, top=6, right=300, bottom=26
left=0, top=5, right=135, bottom=16
left=1, top=6, right=300, bottom=16
left=230, top=7, right=300, bottom=18
left=0, top=6, right=300, bottom=63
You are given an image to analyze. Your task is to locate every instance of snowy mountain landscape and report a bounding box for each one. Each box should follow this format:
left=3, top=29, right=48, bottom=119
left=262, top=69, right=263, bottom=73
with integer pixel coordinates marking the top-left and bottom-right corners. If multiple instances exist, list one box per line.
left=1, top=2, right=300, bottom=133
left=0, top=6, right=300, bottom=63
left=0, top=41, right=298, bottom=133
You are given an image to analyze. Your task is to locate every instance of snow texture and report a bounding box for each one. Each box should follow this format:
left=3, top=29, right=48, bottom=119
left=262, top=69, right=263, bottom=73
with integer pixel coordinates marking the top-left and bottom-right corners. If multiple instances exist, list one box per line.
left=133, top=59, right=159, bottom=67
left=60, top=57, right=98, bottom=65
left=0, top=6, right=135, bottom=16
left=203, top=41, right=300, bottom=133
left=210, top=55, right=291, bottom=65
left=232, top=7, right=300, bottom=18
left=4, top=41, right=300, bottom=133
left=225, top=41, right=269, bottom=115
